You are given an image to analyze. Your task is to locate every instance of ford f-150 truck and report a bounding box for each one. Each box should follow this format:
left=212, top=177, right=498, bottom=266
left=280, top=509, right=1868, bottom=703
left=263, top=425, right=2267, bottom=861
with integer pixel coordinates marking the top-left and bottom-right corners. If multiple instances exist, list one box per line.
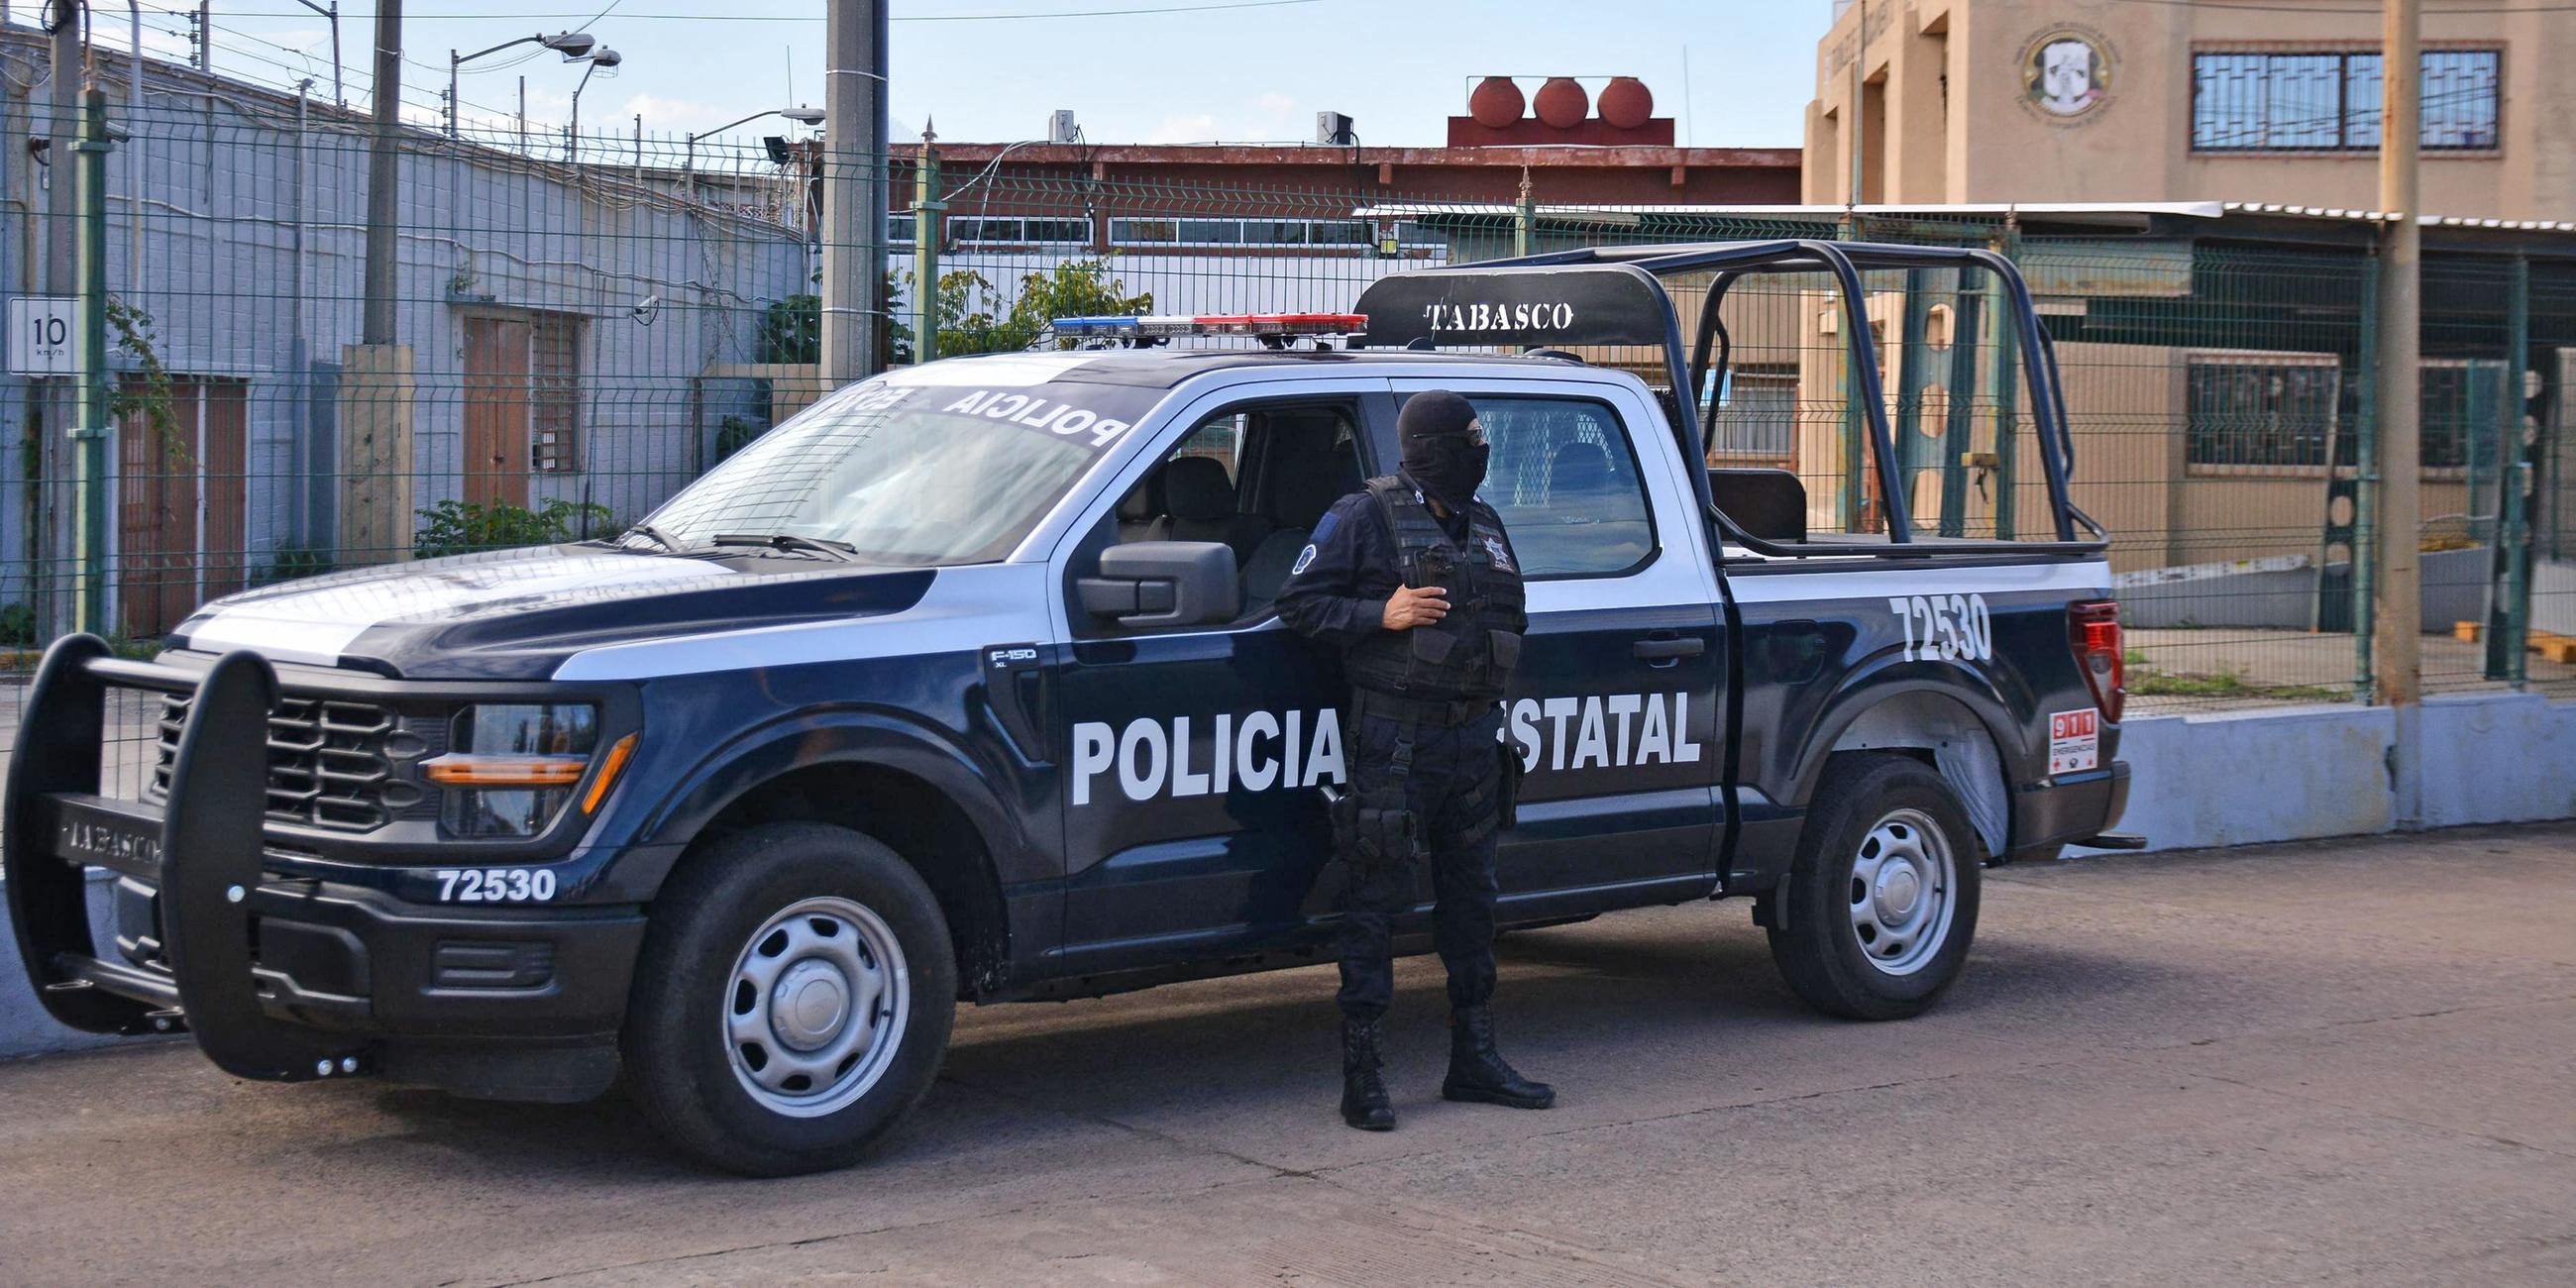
left=6, top=240, right=2132, bottom=1175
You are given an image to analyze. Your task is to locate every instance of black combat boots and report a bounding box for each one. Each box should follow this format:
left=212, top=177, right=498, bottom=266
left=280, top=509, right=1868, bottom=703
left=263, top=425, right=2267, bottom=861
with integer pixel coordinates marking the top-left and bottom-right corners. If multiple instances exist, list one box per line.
left=1441, top=1006, right=1556, bottom=1110
left=1340, top=1019, right=1396, bottom=1130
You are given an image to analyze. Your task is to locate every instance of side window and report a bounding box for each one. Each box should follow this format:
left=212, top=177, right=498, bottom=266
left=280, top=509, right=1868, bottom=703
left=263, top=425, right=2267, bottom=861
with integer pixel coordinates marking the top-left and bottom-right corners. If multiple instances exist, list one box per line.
left=1463, top=394, right=1657, bottom=579
left=1085, top=399, right=1367, bottom=633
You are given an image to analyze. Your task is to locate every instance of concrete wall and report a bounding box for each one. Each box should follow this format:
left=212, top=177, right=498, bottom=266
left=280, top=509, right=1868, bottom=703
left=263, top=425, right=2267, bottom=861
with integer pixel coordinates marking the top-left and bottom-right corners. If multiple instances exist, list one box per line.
left=1809, top=0, right=2576, bottom=221
left=2073, top=692, right=2576, bottom=857
left=0, top=40, right=811, bottom=631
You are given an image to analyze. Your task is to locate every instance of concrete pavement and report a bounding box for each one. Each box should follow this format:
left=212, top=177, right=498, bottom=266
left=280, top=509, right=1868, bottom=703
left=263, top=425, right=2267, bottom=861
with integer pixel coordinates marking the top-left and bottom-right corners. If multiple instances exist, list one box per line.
left=1, top=823, right=2571, bottom=1286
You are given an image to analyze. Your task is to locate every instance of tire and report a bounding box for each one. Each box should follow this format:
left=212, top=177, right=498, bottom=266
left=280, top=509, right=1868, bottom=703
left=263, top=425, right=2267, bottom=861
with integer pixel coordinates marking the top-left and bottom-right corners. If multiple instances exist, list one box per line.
left=1767, top=753, right=1982, bottom=1020
left=623, top=821, right=957, bottom=1176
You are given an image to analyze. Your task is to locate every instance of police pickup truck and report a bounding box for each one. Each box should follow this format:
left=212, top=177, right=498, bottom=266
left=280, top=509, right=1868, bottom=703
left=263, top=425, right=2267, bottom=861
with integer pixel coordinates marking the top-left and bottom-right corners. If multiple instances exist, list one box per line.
left=6, top=241, right=2131, bottom=1175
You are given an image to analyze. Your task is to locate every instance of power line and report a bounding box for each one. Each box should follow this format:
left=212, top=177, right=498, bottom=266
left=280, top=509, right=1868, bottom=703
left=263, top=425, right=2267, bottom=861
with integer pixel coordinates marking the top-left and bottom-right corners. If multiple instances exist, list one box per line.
left=196, top=0, right=1325, bottom=21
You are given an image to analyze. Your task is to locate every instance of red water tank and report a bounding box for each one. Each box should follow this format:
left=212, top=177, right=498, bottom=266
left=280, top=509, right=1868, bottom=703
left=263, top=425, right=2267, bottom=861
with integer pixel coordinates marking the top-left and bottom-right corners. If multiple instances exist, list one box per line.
left=1533, top=76, right=1589, bottom=129
left=1599, top=76, right=1654, bottom=130
left=1468, top=76, right=1525, bottom=128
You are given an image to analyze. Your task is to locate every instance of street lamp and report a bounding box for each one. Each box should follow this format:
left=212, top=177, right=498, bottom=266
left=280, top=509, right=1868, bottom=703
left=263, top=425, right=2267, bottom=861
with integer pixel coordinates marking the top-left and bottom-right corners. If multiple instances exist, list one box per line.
left=683, top=105, right=825, bottom=199
left=566, top=47, right=624, bottom=162
left=447, top=31, right=596, bottom=137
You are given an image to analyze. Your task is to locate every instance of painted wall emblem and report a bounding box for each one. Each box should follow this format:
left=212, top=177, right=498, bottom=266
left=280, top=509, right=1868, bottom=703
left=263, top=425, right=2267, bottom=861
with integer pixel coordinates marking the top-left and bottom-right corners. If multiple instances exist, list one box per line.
left=2019, top=27, right=2113, bottom=121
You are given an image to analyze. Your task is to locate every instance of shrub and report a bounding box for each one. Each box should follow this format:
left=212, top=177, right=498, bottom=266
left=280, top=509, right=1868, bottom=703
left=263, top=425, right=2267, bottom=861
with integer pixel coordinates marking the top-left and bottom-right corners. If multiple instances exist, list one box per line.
left=414, top=498, right=615, bottom=559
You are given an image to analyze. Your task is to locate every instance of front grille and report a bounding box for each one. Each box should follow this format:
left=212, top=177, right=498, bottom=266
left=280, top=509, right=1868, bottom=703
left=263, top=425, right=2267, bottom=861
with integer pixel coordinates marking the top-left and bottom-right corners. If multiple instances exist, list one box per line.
left=151, top=693, right=403, bottom=831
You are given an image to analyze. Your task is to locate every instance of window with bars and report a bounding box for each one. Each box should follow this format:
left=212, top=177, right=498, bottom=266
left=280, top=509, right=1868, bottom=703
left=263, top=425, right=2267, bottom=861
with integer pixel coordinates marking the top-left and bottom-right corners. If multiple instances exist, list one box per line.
left=2187, top=355, right=2492, bottom=473
left=2185, top=356, right=2342, bottom=469
left=2191, top=49, right=2500, bottom=153
left=531, top=313, right=583, bottom=474
left=1705, top=368, right=1797, bottom=459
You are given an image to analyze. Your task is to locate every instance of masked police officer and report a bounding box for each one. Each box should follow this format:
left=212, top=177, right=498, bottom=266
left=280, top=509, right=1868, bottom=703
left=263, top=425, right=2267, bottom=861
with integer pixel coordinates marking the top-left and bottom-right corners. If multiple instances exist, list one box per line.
left=1275, top=389, right=1555, bottom=1131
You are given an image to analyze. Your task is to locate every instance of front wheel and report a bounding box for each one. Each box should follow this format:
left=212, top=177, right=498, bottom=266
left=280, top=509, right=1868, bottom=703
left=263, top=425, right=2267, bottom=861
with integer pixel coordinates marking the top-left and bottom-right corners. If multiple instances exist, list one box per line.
left=1767, top=754, right=1982, bottom=1020
left=623, top=821, right=957, bottom=1175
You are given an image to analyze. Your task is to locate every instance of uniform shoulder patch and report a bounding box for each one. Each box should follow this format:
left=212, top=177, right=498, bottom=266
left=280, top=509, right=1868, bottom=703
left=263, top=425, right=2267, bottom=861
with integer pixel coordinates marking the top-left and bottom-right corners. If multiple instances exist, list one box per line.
left=1291, top=544, right=1318, bottom=576
left=1309, top=508, right=1341, bottom=543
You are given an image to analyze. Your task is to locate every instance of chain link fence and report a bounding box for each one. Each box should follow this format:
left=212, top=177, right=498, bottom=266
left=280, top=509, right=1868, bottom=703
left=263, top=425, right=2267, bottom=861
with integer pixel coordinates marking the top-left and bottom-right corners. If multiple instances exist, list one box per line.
left=2, top=35, right=2571, bottom=795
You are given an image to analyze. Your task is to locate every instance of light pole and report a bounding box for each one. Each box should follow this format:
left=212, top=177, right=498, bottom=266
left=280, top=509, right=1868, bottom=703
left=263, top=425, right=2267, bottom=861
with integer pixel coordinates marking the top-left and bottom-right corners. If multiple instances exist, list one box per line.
left=566, top=47, right=623, bottom=162
left=684, top=105, right=824, bottom=201
left=447, top=30, right=595, bottom=137
left=283, top=0, right=345, bottom=109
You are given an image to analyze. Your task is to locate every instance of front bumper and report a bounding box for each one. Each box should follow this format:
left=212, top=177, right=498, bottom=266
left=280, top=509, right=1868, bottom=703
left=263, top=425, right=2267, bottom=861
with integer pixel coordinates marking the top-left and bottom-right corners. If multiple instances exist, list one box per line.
left=5, top=638, right=643, bottom=1091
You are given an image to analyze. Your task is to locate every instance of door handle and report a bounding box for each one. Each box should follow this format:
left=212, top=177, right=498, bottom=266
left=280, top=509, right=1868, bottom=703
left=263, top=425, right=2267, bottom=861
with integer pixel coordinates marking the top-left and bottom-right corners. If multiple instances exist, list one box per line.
left=1633, top=637, right=1706, bottom=662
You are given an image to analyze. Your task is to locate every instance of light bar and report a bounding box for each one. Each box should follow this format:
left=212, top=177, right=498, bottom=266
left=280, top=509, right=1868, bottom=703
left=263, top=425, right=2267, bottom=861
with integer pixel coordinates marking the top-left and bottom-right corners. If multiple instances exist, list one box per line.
left=1051, top=312, right=1367, bottom=340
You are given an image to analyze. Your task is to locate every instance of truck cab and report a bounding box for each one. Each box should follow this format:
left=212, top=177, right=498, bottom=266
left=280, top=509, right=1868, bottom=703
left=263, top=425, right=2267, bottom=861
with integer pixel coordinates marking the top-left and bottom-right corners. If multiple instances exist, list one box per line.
left=6, top=241, right=2129, bottom=1175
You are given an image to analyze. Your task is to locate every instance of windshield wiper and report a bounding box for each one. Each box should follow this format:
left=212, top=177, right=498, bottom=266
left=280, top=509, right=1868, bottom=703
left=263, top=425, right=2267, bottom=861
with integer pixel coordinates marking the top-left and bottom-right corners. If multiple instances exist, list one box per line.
left=619, top=522, right=686, bottom=552
left=711, top=532, right=862, bottom=563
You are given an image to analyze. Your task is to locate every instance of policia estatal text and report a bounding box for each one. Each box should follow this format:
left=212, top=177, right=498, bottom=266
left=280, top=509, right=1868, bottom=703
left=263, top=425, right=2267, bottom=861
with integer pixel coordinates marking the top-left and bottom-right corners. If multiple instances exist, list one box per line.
left=1275, top=390, right=1556, bottom=1131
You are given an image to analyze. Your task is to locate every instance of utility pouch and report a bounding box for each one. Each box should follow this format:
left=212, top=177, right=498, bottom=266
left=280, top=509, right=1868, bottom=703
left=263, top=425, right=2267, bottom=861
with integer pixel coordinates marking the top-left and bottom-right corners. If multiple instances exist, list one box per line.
left=1495, top=742, right=1525, bottom=829
left=1328, top=792, right=1361, bottom=853
left=1409, top=627, right=1456, bottom=666
left=1334, top=790, right=1418, bottom=865
left=1485, top=629, right=1522, bottom=679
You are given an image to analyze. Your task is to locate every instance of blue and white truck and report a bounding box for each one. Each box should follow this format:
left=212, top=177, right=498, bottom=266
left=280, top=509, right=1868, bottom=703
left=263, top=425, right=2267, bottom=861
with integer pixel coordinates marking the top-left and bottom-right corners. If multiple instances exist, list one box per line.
left=6, top=241, right=2133, bottom=1174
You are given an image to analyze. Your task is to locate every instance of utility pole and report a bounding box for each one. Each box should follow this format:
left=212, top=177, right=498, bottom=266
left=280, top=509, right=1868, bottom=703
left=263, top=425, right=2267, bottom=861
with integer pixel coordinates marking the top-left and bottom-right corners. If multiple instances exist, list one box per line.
left=2374, top=0, right=2423, bottom=824
left=819, top=0, right=887, bottom=383
left=911, top=124, right=940, bottom=364
left=362, top=0, right=401, bottom=344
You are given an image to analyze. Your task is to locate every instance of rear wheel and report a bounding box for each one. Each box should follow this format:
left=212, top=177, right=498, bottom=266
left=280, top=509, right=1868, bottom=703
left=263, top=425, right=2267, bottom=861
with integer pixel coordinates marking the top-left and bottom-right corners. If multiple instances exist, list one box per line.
left=624, top=821, right=957, bottom=1175
left=1767, top=754, right=1982, bottom=1020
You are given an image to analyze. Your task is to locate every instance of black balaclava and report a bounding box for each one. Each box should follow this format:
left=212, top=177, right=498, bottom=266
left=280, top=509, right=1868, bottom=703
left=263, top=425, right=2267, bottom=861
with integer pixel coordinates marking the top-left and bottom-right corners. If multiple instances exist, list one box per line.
left=1398, top=390, right=1488, bottom=511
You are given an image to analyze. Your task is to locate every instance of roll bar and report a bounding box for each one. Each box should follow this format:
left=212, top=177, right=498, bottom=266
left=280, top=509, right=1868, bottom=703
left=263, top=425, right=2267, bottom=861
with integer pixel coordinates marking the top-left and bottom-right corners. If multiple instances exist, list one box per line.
left=1364, top=240, right=2109, bottom=560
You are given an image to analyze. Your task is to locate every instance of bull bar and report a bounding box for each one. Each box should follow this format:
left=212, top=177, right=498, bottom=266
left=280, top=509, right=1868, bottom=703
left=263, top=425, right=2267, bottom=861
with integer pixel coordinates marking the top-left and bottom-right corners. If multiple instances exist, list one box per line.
left=5, top=634, right=367, bottom=1081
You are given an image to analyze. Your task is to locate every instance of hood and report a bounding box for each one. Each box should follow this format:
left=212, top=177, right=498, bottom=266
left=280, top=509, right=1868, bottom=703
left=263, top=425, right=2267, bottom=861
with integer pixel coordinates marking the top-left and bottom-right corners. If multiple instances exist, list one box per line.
left=171, top=544, right=937, bottom=680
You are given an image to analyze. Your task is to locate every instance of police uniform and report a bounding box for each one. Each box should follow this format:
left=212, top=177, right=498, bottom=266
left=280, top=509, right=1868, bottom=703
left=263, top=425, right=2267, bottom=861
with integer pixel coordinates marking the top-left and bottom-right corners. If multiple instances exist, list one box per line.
left=1275, top=389, right=1556, bottom=1132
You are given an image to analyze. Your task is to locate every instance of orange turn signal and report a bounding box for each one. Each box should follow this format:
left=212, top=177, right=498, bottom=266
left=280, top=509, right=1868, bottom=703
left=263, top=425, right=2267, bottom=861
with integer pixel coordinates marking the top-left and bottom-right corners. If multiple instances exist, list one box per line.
left=422, top=754, right=589, bottom=788
left=581, top=734, right=639, bottom=814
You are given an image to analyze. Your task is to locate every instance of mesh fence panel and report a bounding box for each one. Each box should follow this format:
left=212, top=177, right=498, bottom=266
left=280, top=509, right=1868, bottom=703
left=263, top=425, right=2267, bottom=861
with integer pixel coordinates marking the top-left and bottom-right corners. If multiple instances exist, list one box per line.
left=3, top=43, right=2572, bottom=815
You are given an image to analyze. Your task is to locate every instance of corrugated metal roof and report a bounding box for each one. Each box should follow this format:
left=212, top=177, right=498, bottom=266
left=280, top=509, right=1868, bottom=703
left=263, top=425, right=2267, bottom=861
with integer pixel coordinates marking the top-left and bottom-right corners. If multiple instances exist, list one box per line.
left=1351, top=200, right=2576, bottom=236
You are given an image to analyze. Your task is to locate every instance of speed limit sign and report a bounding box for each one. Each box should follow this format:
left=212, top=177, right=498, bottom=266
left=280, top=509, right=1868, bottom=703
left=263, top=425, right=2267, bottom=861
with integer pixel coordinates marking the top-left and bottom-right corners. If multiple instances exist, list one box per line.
left=8, top=296, right=77, bottom=376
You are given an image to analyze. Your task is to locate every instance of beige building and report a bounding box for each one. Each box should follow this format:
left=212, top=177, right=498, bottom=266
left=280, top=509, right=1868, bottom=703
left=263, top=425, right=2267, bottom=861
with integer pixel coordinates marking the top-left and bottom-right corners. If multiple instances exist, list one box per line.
left=1805, top=0, right=2576, bottom=221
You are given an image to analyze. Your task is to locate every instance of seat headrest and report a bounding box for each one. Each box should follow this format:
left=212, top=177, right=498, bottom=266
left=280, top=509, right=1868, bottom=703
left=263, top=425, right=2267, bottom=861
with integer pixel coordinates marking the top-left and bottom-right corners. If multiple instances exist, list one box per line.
left=1160, top=456, right=1237, bottom=521
left=1118, top=469, right=1164, bottom=522
left=1547, top=440, right=1614, bottom=498
left=1271, top=448, right=1362, bottom=529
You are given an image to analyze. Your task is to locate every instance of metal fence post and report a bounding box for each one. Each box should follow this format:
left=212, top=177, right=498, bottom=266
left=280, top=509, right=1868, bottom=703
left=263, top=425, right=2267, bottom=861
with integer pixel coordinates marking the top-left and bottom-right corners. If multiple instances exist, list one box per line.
left=1986, top=230, right=2020, bottom=542
left=2352, top=253, right=2381, bottom=700
left=70, top=88, right=114, bottom=637
left=2486, top=254, right=2532, bottom=686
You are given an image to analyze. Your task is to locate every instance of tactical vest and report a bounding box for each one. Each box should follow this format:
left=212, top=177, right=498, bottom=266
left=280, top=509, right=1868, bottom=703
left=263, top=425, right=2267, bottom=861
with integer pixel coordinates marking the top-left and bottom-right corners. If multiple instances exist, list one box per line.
left=1343, top=476, right=1526, bottom=703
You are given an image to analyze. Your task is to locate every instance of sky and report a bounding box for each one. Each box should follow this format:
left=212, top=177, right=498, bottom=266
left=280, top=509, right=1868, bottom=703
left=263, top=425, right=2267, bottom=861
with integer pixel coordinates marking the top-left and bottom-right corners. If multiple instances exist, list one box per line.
left=108, top=0, right=1831, bottom=153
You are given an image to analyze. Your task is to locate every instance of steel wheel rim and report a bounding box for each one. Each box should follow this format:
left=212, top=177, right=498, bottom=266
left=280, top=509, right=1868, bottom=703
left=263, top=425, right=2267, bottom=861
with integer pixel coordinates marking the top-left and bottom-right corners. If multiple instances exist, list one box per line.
left=1845, top=806, right=1956, bottom=977
left=722, top=895, right=910, bottom=1118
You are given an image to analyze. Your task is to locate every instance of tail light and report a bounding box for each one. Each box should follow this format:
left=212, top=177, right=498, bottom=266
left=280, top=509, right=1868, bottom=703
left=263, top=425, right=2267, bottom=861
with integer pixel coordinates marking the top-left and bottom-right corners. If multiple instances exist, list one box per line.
left=2069, top=599, right=2124, bottom=724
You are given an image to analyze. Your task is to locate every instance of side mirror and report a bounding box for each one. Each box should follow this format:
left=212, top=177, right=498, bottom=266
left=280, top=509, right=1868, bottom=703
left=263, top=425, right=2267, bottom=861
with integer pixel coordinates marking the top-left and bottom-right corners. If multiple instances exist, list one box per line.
left=1078, top=541, right=1240, bottom=628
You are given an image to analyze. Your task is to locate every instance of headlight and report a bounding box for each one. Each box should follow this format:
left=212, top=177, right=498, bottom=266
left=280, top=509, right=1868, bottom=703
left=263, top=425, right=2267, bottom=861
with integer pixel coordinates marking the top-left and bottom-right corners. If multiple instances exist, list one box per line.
left=425, top=703, right=600, bottom=838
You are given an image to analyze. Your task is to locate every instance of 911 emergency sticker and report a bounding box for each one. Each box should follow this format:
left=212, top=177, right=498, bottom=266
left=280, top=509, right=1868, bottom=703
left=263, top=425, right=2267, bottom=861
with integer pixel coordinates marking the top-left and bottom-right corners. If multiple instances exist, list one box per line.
left=435, top=868, right=559, bottom=903
left=2048, top=708, right=2100, bottom=775
left=1888, top=593, right=1993, bottom=663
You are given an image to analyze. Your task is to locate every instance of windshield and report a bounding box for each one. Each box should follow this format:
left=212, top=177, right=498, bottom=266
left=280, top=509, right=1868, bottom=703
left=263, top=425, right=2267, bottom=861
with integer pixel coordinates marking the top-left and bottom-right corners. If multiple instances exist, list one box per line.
left=640, top=372, right=1164, bottom=566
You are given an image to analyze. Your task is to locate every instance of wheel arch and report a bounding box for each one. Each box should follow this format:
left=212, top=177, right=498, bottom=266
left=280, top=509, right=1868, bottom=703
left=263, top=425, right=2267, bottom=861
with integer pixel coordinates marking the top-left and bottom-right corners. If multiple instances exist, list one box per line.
left=1791, top=683, right=2019, bottom=863
left=635, top=719, right=1029, bottom=999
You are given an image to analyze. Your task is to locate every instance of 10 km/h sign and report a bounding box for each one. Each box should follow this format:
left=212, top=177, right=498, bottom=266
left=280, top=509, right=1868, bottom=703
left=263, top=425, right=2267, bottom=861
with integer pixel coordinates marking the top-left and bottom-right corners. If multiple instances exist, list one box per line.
left=8, top=295, right=77, bottom=376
